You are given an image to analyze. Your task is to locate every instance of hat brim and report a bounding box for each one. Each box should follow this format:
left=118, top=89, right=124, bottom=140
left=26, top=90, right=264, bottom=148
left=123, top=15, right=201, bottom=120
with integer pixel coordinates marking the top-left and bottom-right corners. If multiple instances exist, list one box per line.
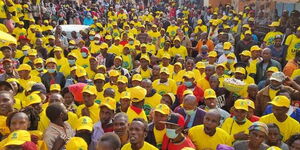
left=100, top=103, right=115, bottom=110
left=154, top=109, right=169, bottom=115
left=4, top=140, right=26, bottom=147
left=269, top=77, right=283, bottom=82
left=268, top=101, right=289, bottom=108
left=205, top=96, right=216, bottom=99
left=234, top=106, right=248, bottom=111
left=77, top=125, right=93, bottom=132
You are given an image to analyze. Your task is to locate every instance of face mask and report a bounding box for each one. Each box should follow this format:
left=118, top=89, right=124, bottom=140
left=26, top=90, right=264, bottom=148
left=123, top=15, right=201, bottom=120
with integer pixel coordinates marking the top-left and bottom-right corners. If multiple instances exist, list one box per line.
left=166, top=128, right=178, bottom=139
left=23, top=51, right=28, bottom=56
left=129, top=41, right=134, bottom=45
left=36, top=67, right=44, bottom=71
left=270, top=84, right=282, bottom=90
left=95, top=41, right=100, bottom=44
left=89, top=36, right=95, bottom=40
left=227, top=59, right=234, bottom=64
left=184, top=81, right=193, bottom=87
left=233, top=116, right=247, bottom=123
left=68, top=59, right=76, bottom=65
left=81, top=52, right=87, bottom=58
left=224, top=50, right=230, bottom=55
left=115, top=66, right=121, bottom=70
left=47, top=69, right=56, bottom=73
left=69, top=46, right=75, bottom=49
left=185, top=109, right=195, bottom=116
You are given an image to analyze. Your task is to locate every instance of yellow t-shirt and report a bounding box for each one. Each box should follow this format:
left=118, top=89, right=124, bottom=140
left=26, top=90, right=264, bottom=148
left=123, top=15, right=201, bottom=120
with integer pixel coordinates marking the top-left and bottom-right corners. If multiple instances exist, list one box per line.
left=95, top=91, right=104, bottom=104
left=156, top=49, right=170, bottom=59
left=0, top=115, right=10, bottom=136
left=269, top=88, right=278, bottom=101
left=249, top=59, right=260, bottom=74
left=140, top=68, right=152, bottom=79
left=108, top=44, right=123, bottom=56
left=55, top=57, right=68, bottom=71
left=153, top=127, right=166, bottom=147
left=76, top=103, right=100, bottom=123
left=90, top=42, right=102, bottom=54
left=166, top=26, right=179, bottom=37
left=260, top=113, right=300, bottom=141
left=196, top=77, right=210, bottom=91
left=170, top=46, right=188, bottom=58
left=76, top=56, right=90, bottom=69
left=144, top=93, right=162, bottom=109
left=121, top=141, right=158, bottom=150
left=126, top=106, right=148, bottom=123
left=0, top=23, right=8, bottom=33
left=121, top=54, right=133, bottom=71
left=291, top=69, right=300, bottom=79
left=193, top=25, right=208, bottom=33
left=18, top=76, right=41, bottom=88
left=152, top=79, right=177, bottom=95
left=148, top=31, right=161, bottom=43
left=146, top=44, right=156, bottom=55
left=221, top=117, right=252, bottom=142
left=189, top=125, right=232, bottom=150
left=285, top=34, right=300, bottom=61
left=0, top=0, right=7, bottom=19
left=217, top=74, right=230, bottom=87
left=264, top=31, right=283, bottom=46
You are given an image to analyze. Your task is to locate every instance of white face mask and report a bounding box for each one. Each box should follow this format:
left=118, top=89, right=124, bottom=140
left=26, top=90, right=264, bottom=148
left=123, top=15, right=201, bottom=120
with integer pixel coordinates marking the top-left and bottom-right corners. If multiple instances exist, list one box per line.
left=166, top=128, right=178, bottom=139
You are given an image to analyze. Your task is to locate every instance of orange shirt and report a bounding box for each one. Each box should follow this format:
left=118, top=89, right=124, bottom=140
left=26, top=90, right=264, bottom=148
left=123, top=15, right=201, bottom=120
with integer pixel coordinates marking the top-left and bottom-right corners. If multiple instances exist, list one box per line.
left=283, top=60, right=298, bottom=77
left=195, top=39, right=215, bottom=52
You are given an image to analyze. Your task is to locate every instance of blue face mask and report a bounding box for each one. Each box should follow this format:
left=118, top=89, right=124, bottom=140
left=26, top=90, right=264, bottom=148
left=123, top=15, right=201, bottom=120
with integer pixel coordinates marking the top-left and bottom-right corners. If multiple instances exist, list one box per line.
left=68, top=59, right=76, bottom=65
left=233, top=116, right=247, bottom=123
left=129, top=41, right=134, bottom=45
left=69, top=46, right=75, bottom=49
left=166, top=128, right=178, bottom=139
left=224, top=50, right=230, bottom=55
left=36, top=67, right=44, bottom=71
left=184, top=81, right=193, bottom=87
left=23, top=51, right=28, bottom=56
left=227, top=59, right=234, bottom=64
left=47, top=69, right=56, bottom=73
left=185, top=109, right=195, bottom=116
left=81, top=52, right=87, bottom=58
left=89, top=36, right=95, bottom=40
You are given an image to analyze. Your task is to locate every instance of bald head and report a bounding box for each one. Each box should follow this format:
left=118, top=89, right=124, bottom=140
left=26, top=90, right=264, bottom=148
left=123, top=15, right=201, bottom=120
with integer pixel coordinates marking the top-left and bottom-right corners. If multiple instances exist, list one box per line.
left=262, top=48, right=272, bottom=61
left=183, top=95, right=197, bottom=111
left=104, top=88, right=115, bottom=98
left=205, top=65, right=216, bottom=77
left=206, top=109, right=221, bottom=121
left=141, top=79, right=152, bottom=94
left=248, top=84, right=258, bottom=90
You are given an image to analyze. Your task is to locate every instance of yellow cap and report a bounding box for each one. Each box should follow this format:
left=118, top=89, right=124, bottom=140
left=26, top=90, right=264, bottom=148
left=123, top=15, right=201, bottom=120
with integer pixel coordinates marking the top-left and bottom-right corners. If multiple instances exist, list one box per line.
left=68, top=52, right=78, bottom=59
left=94, top=73, right=105, bottom=81
left=109, top=70, right=120, bottom=77
left=223, top=42, right=232, bottom=50
left=22, top=45, right=31, bottom=51
left=240, top=50, right=251, bottom=57
left=227, top=53, right=236, bottom=59
left=114, top=56, right=122, bottom=61
left=18, top=21, right=24, bottom=25
left=245, top=30, right=252, bottom=35
left=250, top=45, right=261, bottom=51
left=233, top=17, right=239, bottom=21
left=212, top=19, right=218, bottom=26
left=28, top=49, right=37, bottom=56
left=269, top=96, right=290, bottom=108
left=6, top=78, right=19, bottom=84
left=100, top=43, right=109, bottom=49
left=53, top=47, right=63, bottom=52
left=197, top=19, right=203, bottom=24
left=26, top=93, right=42, bottom=106
left=112, top=22, right=118, bottom=26
left=221, top=15, right=228, bottom=20
left=120, top=91, right=131, bottom=99
left=297, top=26, right=300, bottom=31
left=140, top=55, right=150, bottom=62
left=89, top=30, right=96, bottom=35
left=174, top=62, right=182, bottom=68
left=154, top=104, right=171, bottom=115
left=117, top=75, right=128, bottom=83
left=140, top=43, right=147, bottom=48
left=4, top=130, right=31, bottom=147
left=46, top=57, right=57, bottom=65
left=76, top=66, right=87, bottom=77
left=183, top=89, right=193, bottom=96
left=130, top=86, right=147, bottom=102
left=82, top=85, right=97, bottom=95
left=223, top=25, right=230, bottom=29
left=208, top=51, right=217, bottom=57
left=204, top=88, right=216, bottom=99
left=196, top=62, right=205, bottom=69
left=66, top=137, right=88, bottom=150
left=76, top=116, right=93, bottom=131
left=267, top=67, right=279, bottom=73
left=160, top=67, right=170, bottom=75
left=269, top=21, right=280, bottom=27
left=174, top=37, right=180, bottom=42
left=114, top=37, right=121, bottom=40
left=34, top=58, right=43, bottom=64
left=162, top=53, right=171, bottom=59
left=163, top=93, right=176, bottom=103
left=97, top=65, right=106, bottom=71
left=246, top=99, right=255, bottom=109
left=48, top=35, right=55, bottom=40
left=132, top=74, right=142, bottom=81
left=267, top=146, right=282, bottom=150
left=100, top=97, right=116, bottom=110
left=235, top=67, right=246, bottom=74
left=242, top=24, right=250, bottom=29
left=105, top=35, right=112, bottom=40
left=234, top=99, right=248, bottom=111
left=248, top=17, right=254, bottom=22
left=50, top=84, right=61, bottom=91
left=184, top=71, right=195, bottom=79
left=17, top=64, right=31, bottom=71
left=44, top=20, right=49, bottom=24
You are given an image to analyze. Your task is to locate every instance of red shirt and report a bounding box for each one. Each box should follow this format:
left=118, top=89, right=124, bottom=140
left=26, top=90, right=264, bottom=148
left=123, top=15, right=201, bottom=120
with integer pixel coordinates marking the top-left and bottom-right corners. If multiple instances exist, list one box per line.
left=249, top=115, right=260, bottom=122
left=177, top=84, right=204, bottom=104
left=120, top=40, right=128, bottom=46
left=162, top=136, right=195, bottom=150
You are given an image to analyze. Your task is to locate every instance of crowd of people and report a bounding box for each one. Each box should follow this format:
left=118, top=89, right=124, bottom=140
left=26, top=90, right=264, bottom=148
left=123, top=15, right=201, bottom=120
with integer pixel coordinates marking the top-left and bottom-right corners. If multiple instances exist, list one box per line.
left=0, top=0, right=300, bottom=149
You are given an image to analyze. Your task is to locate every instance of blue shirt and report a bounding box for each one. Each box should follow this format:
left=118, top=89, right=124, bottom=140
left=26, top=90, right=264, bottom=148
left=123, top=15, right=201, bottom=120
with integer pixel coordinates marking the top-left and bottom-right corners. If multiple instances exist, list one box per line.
left=263, top=105, right=300, bottom=122
left=186, top=110, right=196, bottom=128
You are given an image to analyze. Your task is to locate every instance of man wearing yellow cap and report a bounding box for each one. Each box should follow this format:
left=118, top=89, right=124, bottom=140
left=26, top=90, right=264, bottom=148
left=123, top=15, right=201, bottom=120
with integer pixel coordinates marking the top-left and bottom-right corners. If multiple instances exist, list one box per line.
left=53, top=46, right=68, bottom=71
left=284, top=26, right=300, bottom=61
left=108, top=37, right=123, bottom=56
left=66, top=137, right=88, bottom=150
left=112, top=56, right=131, bottom=78
left=103, top=69, right=119, bottom=93
left=93, top=73, right=105, bottom=104
left=235, top=30, right=258, bottom=61
left=77, top=85, right=100, bottom=123
left=126, top=86, right=148, bottom=123
left=145, top=104, right=170, bottom=149
left=141, top=79, right=162, bottom=114
left=221, top=99, right=252, bottom=142
left=260, top=95, right=300, bottom=141
left=17, top=64, right=41, bottom=88
left=152, top=67, right=177, bottom=96
left=197, top=65, right=215, bottom=91
left=263, top=22, right=283, bottom=47
left=170, top=37, right=188, bottom=58
left=90, top=97, right=116, bottom=149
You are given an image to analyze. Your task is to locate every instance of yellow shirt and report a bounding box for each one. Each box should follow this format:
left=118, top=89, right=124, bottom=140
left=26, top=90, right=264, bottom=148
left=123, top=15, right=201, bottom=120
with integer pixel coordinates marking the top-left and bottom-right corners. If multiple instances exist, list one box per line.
left=221, top=118, right=252, bottom=142
left=285, top=34, right=300, bottom=61
left=126, top=106, right=148, bottom=123
left=152, top=79, right=177, bottom=95
left=18, top=76, right=41, bottom=88
left=172, top=72, right=183, bottom=85
left=217, top=74, right=230, bottom=87
left=156, top=48, right=171, bottom=59
left=166, top=26, right=179, bottom=37
left=12, top=27, right=27, bottom=38
left=148, top=31, right=161, bottom=43
left=0, top=0, right=7, bottom=19
left=189, top=125, right=232, bottom=150
left=108, top=44, right=123, bottom=56
left=260, top=113, right=300, bottom=141
left=77, top=103, right=100, bottom=123
left=249, top=58, right=260, bottom=74
left=55, top=57, right=68, bottom=71
left=140, top=68, right=152, bottom=79
left=146, top=44, right=156, bottom=55
left=121, top=54, right=133, bottom=71
left=264, top=31, right=283, bottom=46
left=95, top=91, right=104, bottom=104
left=90, top=42, right=102, bottom=54
left=193, top=25, right=208, bottom=33
left=76, top=56, right=90, bottom=69
left=196, top=77, right=210, bottom=91
left=170, top=46, right=188, bottom=58
left=0, top=23, right=8, bottom=32
left=269, top=88, right=278, bottom=101
left=121, top=141, right=158, bottom=150
left=0, top=116, right=10, bottom=136
left=153, top=127, right=166, bottom=147
left=291, top=69, right=300, bottom=79
left=144, top=93, right=162, bottom=109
